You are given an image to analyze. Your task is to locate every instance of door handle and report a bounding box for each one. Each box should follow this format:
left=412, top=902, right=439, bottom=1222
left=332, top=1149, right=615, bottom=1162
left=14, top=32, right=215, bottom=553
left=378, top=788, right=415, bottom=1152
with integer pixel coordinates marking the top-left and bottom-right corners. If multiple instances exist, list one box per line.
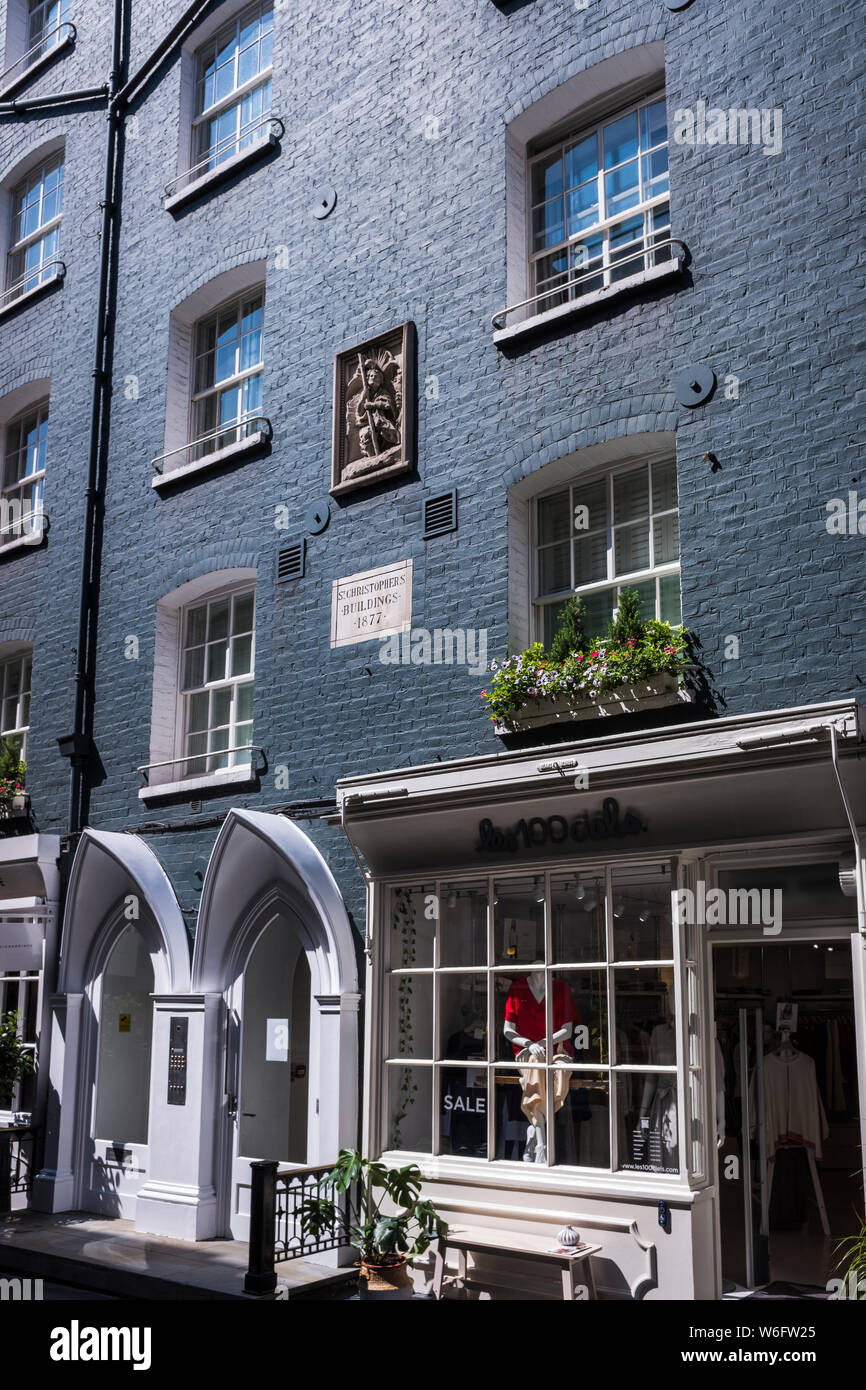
left=242, top=1112, right=256, bottom=1118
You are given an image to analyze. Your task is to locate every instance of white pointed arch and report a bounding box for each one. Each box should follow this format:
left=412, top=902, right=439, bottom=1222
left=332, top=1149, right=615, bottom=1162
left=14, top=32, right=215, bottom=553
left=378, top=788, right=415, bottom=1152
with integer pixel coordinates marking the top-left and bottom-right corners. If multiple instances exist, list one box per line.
left=58, top=829, right=190, bottom=995
left=191, top=808, right=358, bottom=995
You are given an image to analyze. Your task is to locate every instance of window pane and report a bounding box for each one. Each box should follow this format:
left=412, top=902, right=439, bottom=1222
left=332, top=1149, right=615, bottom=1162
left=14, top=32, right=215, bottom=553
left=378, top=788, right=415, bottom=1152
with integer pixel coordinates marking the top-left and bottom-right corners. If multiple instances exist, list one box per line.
left=233, top=591, right=254, bottom=631
left=233, top=721, right=253, bottom=755
left=610, top=213, right=645, bottom=280
left=231, top=633, right=253, bottom=676
left=206, top=640, right=228, bottom=683
left=558, top=969, right=608, bottom=1064
left=439, top=881, right=488, bottom=968
left=551, top=873, right=606, bottom=963
left=532, top=198, right=564, bottom=252
left=494, top=1066, right=540, bottom=1161
left=541, top=600, right=568, bottom=650
left=554, top=1071, right=610, bottom=1168
left=651, top=458, right=677, bottom=512
left=617, top=1071, right=678, bottom=1174
left=440, top=975, right=487, bottom=1059
left=538, top=541, right=570, bottom=595
left=569, top=233, right=604, bottom=295
left=387, top=1066, right=431, bottom=1153
left=390, top=885, right=435, bottom=969
left=531, top=150, right=563, bottom=204
left=641, top=100, right=668, bottom=150
left=603, top=111, right=638, bottom=168
left=440, top=1067, right=487, bottom=1158
left=614, top=521, right=650, bottom=576
left=653, top=512, right=679, bottom=565
left=564, top=133, right=597, bottom=189
left=235, top=682, right=253, bottom=723
left=183, top=645, right=205, bottom=689
left=659, top=574, right=682, bottom=624
left=611, top=864, right=674, bottom=960
left=642, top=147, right=669, bottom=199
left=614, top=965, right=676, bottom=1071
left=613, top=466, right=649, bottom=523
left=388, top=973, right=433, bottom=1059
left=208, top=599, right=230, bottom=641
left=573, top=531, right=607, bottom=585
left=494, top=878, right=545, bottom=966
left=537, top=491, right=570, bottom=546
left=186, top=691, right=209, bottom=732
left=605, top=160, right=640, bottom=218
left=565, top=182, right=599, bottom=238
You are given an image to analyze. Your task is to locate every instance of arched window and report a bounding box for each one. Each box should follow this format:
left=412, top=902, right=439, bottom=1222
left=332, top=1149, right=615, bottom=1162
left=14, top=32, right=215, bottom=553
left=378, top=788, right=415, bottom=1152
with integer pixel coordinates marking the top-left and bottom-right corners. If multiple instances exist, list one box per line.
left=1, top=143, right=65, bottom=309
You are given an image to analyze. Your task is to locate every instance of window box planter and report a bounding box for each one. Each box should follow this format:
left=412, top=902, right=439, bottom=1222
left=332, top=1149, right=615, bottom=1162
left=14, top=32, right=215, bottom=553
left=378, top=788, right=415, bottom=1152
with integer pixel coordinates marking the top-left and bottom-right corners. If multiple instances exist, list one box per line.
left=492, top=671, right=687, bottom=734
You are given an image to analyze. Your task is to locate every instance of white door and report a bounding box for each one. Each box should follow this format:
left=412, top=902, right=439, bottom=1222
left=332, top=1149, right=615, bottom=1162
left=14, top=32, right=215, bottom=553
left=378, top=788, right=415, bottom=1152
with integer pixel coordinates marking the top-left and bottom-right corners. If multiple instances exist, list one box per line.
left=227, top=918, right=311, bottom=1240
left=85, top=923, right=154, bottom=1218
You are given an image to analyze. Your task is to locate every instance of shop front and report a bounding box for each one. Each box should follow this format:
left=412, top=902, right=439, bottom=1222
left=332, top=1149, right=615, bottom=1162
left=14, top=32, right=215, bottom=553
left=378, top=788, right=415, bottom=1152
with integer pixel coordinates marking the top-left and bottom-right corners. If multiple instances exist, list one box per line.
left=336, top=699, right=866, bottom=1300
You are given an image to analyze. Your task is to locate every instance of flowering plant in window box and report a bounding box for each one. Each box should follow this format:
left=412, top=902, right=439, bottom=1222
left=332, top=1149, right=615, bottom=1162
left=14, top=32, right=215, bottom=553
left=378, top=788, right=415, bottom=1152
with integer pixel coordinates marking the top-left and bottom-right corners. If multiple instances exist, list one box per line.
left=481, top=590, right=690, bottom=732
left=0, top=741, right=27, bottom=815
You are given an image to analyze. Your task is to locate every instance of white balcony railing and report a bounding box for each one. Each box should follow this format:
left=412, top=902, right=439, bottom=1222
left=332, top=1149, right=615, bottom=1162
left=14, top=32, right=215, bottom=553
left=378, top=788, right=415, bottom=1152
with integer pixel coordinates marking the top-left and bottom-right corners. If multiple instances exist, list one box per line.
left=164, top=114, right=284, bottom=200
left=0, top=259, right=65, bottom=312
left=150, top=415, right=271, bottom=478
left=0, top=22, right=75, bottom=90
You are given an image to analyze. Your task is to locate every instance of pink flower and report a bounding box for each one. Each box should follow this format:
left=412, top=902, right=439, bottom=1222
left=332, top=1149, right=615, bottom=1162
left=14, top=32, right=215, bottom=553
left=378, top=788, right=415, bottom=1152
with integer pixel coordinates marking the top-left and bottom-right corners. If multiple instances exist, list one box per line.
left=626, top=638, right=636, bottom=647
left=664, top=645, right=676, bottom=656
left=480, top=690, right=487, bottom=697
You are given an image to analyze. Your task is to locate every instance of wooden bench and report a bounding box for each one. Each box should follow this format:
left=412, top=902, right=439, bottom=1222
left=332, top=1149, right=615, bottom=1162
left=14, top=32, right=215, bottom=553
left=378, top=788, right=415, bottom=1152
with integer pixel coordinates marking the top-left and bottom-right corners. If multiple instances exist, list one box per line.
left=432, top=1224, right=601, bottom=1301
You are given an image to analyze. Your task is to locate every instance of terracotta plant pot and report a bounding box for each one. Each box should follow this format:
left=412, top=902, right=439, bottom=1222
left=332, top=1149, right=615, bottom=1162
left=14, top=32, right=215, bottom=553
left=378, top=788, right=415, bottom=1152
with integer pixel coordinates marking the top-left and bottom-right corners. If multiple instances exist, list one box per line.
left=358, top=1256, right=415, bottom=1301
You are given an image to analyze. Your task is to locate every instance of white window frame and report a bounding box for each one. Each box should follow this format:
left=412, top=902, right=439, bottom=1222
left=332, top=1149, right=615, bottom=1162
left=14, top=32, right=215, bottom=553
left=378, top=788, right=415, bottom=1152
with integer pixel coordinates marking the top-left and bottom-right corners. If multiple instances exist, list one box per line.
left=2, top=397, right=47, bottom=545
left=526, top=88, right=670, bottom=311
left=531, top=452, right=681, bottom=646
left=26, top=0, right=68, bottom=63
left=191, top=2, right=273, bottom=178
left=6, top=150, right=63, bottom=300
left=174, top=581, right=255, bottom=781
left=376, top=857, right=693, bottom=1186
left=189, top=287, right=265, bottom=461
left=0, top=649, right=32, bottom=759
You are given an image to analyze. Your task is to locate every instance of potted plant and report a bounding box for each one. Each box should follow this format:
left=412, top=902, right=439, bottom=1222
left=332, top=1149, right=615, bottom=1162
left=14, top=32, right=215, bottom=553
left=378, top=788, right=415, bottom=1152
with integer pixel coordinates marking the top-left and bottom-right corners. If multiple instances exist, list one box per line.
left=481, top=588, right=690, bottom=732
left=0, top=1011, right=34, bottom=1111
left=835, top=1198, right=866, bottom=1300
left=0, top=740, right=27, bottom=817
left=298, top=1148, right=448, bottom=1300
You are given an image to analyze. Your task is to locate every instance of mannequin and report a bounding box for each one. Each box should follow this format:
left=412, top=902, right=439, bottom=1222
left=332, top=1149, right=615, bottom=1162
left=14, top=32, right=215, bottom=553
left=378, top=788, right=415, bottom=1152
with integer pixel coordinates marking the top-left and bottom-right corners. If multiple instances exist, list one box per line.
left=637, top=1004, right=678, bottom=1171
left=503, top=971, right=578, bottom=1163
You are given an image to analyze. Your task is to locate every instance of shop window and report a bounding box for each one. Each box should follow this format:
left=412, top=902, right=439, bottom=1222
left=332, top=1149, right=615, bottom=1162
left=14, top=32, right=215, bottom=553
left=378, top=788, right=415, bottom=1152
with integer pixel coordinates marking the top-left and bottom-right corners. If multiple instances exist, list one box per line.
left=382, top=863, right=682, bottom=1174
left=0, top=967, right=38, bottom=1114
left=533, top=452, right=681, bottom=648
left=0, top=646, right=32, bottom=757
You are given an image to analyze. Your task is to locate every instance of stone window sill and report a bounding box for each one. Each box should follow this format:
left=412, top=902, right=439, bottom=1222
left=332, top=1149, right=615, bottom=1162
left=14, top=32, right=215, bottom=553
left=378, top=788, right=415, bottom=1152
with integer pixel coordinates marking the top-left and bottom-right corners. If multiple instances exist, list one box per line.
left=492, top=257, right=684, bottom=348
left=0, top=270, right=64, bottom=322
left=0, top=525, right=46, bottom=557
left=163, top=133, right=278, bottom=213
left=151, top=429, right=267, bottom=489
left=139, top=763, right=254, bottom=802
left=0, top=31, right=74, bottom=101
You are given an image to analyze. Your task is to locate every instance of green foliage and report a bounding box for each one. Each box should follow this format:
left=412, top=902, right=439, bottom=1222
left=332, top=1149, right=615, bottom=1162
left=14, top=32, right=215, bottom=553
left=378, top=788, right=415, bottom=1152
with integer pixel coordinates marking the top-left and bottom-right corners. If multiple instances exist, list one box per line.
left=480, top=619, right=689, bottom=724
left=0, top=1010, right=33, bottom=1107
left=297, top=1147, right=449, bottom=1268
left=607, top=587, right=645, bottom=644
left=0, top=739, right=25, bottom=810
left=548, top=596, right=589, bottom=663
left=836, top=1201, right=866, bottom=1299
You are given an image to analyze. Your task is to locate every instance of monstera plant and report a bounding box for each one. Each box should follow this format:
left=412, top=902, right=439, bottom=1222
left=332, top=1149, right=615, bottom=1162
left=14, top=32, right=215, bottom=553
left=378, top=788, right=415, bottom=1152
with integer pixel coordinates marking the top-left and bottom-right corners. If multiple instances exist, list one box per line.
left=298, top=1148, right=447, bottom=1300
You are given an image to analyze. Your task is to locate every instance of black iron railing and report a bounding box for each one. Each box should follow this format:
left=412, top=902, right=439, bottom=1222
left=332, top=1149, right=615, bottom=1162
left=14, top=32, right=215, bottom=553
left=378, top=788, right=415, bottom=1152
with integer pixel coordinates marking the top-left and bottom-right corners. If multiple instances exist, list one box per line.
left=244, top=1159, right=357, bottom=1296
left=0, top=1126, right=36, bottom=1213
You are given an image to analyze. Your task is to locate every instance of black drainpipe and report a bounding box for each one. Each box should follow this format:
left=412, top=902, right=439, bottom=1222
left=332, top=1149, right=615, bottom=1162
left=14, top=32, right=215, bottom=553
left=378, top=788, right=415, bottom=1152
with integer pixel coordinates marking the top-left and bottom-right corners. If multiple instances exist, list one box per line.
left=65, top=0, right=222, bottom=833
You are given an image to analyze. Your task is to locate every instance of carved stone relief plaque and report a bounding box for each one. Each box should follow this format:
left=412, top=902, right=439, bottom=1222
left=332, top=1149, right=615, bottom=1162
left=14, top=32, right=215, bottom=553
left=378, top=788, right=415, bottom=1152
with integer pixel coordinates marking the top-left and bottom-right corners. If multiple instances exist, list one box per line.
left=331, top=322, right=415, bottom=496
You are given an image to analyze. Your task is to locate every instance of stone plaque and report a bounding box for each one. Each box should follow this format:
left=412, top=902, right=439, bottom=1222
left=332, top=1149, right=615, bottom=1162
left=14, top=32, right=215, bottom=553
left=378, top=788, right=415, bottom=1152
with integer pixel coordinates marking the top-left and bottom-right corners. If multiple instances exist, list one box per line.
left=330, top=559, right=413, bottom=648
left=331, top=322, right=415, bottom=496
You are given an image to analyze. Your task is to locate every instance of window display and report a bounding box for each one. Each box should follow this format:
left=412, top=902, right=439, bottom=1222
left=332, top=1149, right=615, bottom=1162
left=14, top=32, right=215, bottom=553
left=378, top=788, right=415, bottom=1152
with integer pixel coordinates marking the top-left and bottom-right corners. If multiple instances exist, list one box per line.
left=383, top=861, right=679, bottom=1173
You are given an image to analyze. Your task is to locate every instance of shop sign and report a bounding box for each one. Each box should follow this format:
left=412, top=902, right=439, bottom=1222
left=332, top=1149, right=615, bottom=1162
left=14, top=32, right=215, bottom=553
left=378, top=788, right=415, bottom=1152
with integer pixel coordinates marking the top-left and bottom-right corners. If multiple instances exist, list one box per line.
left=476, top=797, right=645, bottom=854
left=0, top=917, right=43, bottom=971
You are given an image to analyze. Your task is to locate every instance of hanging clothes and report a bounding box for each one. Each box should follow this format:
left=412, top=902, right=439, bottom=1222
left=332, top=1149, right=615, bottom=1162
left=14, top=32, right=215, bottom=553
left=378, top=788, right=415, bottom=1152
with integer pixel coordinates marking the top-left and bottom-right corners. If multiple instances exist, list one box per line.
left=753, top=1050, right=829, bottom=1163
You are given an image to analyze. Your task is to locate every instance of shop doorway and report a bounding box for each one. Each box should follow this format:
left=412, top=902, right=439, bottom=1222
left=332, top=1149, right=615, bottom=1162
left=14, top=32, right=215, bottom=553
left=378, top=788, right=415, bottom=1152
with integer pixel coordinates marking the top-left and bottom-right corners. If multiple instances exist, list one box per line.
left=85, top=922, right=155, bottom=1218
left=713, top=936, right=862, bottom=1294
left=226, top=915, right=312, bottom=1240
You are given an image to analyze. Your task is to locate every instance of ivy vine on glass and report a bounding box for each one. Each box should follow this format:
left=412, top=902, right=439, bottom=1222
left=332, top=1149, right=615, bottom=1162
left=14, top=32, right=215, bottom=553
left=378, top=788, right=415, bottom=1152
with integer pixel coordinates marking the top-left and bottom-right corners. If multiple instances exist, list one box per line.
left=391, top=887, right=418, bottom=1149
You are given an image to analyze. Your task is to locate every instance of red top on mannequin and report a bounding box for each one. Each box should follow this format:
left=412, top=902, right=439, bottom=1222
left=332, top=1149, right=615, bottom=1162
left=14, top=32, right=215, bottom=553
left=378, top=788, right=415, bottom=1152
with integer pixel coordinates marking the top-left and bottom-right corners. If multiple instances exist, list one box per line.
left=504, top=977, right=580, bottom=1058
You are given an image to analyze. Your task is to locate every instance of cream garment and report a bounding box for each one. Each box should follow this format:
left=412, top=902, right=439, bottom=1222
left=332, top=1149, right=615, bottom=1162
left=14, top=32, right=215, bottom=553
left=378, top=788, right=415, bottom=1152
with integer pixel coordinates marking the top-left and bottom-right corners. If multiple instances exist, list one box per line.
left=751, top=1049, right=829, bottom=1162
left=515, top=1046, right=571, bottom=1126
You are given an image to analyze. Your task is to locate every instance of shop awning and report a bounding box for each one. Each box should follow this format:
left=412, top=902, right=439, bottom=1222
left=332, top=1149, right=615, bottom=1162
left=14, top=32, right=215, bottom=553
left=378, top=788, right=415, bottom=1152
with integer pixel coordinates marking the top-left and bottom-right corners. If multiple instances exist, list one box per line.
left=0, top=834, right=61, bottom=972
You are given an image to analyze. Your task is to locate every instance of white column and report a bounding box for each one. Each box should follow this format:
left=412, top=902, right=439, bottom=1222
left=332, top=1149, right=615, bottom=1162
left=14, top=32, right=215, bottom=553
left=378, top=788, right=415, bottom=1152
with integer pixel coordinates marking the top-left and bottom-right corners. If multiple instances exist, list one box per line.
left=31, top=993, right=83, bottom=1213
left=134, top=992, right=221, bottom=1241
left=310, top=992, right=360, bottom=1163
